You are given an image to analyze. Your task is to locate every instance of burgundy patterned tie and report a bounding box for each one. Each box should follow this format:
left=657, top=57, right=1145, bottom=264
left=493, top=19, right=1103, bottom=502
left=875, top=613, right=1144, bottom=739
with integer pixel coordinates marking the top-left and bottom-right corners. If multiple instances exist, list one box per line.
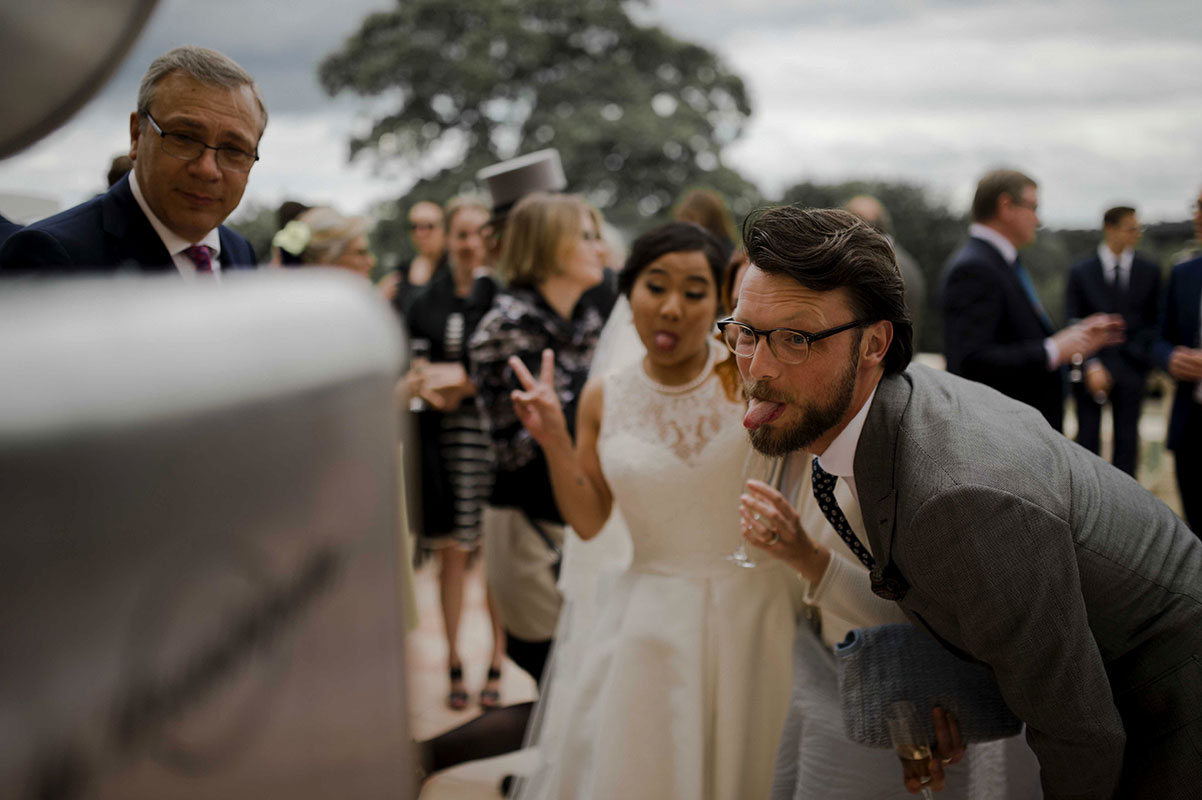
left=183, top=244, right=214, bottom=273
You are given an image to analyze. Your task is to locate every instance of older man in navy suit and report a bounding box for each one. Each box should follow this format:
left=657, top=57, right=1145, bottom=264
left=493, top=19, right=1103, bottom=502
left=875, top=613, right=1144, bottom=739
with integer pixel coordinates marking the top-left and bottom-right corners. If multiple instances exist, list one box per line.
left=0, top=46, right=265, bottom=275
left=1066, top=206, right=1161, bottom=476
left=941, top=168, right=1125, bottom=431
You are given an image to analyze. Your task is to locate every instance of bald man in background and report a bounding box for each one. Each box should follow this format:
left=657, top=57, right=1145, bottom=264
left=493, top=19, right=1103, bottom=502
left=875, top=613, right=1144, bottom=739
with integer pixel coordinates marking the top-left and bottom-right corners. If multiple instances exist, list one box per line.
left=845, top=195, right=926, bottom=340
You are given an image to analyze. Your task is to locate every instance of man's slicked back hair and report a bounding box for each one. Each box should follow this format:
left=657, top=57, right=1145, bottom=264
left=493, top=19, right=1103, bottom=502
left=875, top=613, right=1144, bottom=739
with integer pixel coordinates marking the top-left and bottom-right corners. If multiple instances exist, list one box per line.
left=742, top=205, right=913, bottom=375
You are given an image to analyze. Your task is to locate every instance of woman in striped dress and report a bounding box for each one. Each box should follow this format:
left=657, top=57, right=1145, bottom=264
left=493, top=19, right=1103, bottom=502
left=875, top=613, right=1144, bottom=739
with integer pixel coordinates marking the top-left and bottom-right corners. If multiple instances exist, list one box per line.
left=405, top=195, right=506, bottom=710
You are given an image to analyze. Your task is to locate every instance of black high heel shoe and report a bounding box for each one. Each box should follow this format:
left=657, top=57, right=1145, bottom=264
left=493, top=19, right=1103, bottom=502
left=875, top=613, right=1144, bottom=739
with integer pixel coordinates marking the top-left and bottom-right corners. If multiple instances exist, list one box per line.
left=479, top=665, right=502, bottom=710
left=447, top=664, right=468, bottom=710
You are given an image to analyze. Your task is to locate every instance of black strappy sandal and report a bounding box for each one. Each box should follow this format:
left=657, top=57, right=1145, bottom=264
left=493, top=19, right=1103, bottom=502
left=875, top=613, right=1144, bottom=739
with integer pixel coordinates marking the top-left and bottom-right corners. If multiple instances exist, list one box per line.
left=447, top=664, right=468, bottom=711
left=479, top=665, right=502, bottom=710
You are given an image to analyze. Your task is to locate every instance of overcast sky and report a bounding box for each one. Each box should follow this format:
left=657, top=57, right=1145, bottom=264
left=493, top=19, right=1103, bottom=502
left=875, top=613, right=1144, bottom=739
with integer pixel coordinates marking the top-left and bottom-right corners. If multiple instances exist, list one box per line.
left=2, top=0, right=1200, bottom=229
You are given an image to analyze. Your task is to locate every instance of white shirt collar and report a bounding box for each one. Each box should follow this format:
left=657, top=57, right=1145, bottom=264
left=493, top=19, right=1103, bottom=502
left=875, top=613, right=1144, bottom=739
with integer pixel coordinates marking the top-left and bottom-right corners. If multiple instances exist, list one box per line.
left=1097, top=242, right=1132, bottom=274
left=969, top=222, right=1018, bottom=265
left=129, top=171, right=222, bottom=275
left=815, top=382, right=879, bottom=484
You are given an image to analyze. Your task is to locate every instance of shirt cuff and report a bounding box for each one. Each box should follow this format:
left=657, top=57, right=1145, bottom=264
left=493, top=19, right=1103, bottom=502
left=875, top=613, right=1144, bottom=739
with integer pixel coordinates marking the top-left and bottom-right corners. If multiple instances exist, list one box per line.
left=1044, top=338, right=1059, bottom=370
left=804, top=552, right=902, bottom=629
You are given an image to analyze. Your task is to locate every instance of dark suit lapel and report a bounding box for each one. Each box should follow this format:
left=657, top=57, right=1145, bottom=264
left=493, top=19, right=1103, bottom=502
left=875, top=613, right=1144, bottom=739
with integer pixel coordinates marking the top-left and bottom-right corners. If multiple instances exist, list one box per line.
left=854, top=371, right=912, bottom=599
left=1185, top=262, right=1202, bottom=347
left=218, top=226, right=254, bottom=269
left=971, top=237, right=1053, bottom=334
left=100, top=175, right=173, bottom=272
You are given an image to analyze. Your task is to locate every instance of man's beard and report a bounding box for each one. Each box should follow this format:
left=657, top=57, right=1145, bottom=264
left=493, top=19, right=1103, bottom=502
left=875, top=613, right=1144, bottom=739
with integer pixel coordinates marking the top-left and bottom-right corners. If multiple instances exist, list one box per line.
left=745, top=351, right=859, bottom=457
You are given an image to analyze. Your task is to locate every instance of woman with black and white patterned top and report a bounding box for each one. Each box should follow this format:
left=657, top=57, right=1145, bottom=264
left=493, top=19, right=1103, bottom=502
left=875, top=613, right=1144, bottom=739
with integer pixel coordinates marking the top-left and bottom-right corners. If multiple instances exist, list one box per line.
left=468, top=191, right=613, bottom=685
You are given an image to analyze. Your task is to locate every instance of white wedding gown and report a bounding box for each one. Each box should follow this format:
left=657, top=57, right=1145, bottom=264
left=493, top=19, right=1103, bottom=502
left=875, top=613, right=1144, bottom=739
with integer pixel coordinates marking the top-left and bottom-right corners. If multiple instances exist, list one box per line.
left=516, top=342, right=801, bottom=799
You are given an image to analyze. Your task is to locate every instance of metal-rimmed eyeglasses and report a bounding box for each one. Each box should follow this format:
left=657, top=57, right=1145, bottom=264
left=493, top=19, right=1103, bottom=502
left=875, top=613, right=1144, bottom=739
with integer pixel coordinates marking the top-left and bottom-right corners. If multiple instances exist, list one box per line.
left=716, top=317, right=869, bottom=364
left=141, top=111, right=259, bottom=173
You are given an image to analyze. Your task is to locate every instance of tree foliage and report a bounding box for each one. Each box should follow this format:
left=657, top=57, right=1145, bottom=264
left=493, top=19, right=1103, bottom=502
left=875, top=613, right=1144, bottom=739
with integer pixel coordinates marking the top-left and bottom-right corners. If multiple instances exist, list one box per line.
left=319, top=0, right=761, bottom=249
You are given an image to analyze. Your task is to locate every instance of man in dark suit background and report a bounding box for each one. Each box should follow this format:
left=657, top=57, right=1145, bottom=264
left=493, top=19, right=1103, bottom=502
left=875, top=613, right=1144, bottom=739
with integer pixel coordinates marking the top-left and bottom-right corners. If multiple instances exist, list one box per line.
left=941, top=168, right=1124, bottom=431
left=1154, top=186, right=1202, bottom=532
left=0, top=45, right=265, bottom=275
left=1066, top=206, right=1161, bottom=476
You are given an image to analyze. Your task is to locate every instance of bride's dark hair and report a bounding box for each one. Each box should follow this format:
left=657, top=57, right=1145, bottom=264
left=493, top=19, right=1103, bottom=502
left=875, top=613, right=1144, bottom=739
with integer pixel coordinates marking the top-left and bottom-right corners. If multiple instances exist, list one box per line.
left=617, top=222, right=725, bottom=297
left=617, top=222, right=742, bottom=402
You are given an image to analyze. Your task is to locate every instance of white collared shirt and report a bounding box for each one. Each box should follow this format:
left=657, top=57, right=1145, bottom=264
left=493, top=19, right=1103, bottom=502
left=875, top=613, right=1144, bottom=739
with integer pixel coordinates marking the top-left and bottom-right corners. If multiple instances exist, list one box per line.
left=969, top=222, right=1017, bottom=265
left=129, top=172, right=222, bottom=277
left=1098, top=243, right=1133, bottom=291
left=814, top=382, right=880, bottom=529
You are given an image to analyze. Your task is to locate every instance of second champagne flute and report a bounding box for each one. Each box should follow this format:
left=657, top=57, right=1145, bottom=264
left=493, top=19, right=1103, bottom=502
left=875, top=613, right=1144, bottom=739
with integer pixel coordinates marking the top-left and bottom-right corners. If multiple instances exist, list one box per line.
left=886, top=700, right=935, bottom=800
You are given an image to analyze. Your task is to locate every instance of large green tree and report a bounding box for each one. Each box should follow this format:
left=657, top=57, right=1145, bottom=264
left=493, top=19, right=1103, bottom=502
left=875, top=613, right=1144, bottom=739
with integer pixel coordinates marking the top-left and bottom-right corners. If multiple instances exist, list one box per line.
left=319, top=0, right=760, bottom=257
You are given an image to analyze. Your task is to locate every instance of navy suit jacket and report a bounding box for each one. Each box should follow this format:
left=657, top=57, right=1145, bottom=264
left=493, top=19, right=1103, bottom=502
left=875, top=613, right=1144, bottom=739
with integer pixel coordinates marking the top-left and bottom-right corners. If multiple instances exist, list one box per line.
left=941, top=235, right=1064, bottom=430
left=1153, top=256, right=1202, bottom=451
left=1065, top=252, right=1161, bottom=386
left=0, top=213, right=20, bottom=249
left=0, top=174, right=255, bottom=275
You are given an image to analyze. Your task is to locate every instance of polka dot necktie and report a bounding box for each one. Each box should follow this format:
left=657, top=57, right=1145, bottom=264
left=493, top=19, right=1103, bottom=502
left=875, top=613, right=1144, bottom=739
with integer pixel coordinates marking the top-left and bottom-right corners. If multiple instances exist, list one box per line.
left=811, top=457, right=875, bottom=570
left=184, top=244, right=214, bottom=273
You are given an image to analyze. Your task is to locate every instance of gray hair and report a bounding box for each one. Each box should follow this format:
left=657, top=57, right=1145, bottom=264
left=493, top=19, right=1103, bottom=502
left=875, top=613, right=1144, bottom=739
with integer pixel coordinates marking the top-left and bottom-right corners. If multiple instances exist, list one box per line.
left=136, top=46, right=267, bottom=135
left=297, top=207, right=371, bottom=264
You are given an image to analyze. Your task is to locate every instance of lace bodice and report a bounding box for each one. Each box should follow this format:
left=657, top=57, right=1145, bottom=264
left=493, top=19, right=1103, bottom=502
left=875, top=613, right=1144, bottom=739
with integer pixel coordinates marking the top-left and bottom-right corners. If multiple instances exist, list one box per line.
left=598, top=343, right=751, bottom=573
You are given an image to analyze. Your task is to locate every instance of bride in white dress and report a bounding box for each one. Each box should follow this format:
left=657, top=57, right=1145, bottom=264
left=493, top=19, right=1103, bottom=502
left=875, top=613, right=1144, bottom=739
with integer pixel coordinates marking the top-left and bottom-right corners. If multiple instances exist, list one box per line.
left=506, top=222, right=801, bottom=799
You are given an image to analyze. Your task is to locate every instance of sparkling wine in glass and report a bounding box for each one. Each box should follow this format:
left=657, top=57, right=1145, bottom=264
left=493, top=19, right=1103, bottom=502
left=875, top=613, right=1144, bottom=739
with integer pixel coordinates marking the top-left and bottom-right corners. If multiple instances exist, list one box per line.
left=726, top=454, right=784, bottom=568
left=886, top=700, right=935, bottom=800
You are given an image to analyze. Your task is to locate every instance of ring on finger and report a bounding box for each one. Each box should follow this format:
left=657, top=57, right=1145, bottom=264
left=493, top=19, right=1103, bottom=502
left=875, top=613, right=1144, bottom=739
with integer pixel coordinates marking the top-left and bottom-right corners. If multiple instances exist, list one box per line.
left=766, top=531, right=780, bottom=545
left=752, top=512, right=761, bottom=521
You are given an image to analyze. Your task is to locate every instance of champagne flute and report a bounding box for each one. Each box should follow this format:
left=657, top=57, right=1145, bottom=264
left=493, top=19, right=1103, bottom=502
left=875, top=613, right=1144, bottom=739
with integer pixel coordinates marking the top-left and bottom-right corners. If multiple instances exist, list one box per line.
left=727, top=454, right=784, bottom=568
left=408, top=338, right=430, bottom=412
left=886, top=700, right=935, bottom=800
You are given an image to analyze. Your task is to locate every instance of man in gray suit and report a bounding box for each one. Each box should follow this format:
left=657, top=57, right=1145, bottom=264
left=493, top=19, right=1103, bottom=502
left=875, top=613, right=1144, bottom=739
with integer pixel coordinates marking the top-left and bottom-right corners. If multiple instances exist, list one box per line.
left=728, top=206, right=1202, bottom=799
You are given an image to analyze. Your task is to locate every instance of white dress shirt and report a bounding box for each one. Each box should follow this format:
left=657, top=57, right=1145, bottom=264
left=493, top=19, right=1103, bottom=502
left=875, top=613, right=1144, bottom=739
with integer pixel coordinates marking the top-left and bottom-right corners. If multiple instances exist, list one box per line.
left=129, top=173, right=223, bottom=277
left=1097, top=243, right=1133, bottom=291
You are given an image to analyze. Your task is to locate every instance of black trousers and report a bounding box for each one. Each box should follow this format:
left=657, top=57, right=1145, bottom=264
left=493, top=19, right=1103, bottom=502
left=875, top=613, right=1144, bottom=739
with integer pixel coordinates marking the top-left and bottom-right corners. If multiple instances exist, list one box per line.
left=1174, top=405, right=1202, bottom=534
left=1074, top=378, right=1145, bottom=476
left=504, top=631, right=551, bottom=686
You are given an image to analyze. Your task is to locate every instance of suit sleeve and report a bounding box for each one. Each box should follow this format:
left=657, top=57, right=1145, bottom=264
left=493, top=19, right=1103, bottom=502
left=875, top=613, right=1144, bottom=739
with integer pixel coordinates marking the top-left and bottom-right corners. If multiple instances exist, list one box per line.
left=0, top=228, right=74, bottom=274
left=906, top=485, right=1124, bottom=799
left=1128, top=262, right=1162, bottom=370
left=1153, top=265, right=1188, bottom=370
left=1064, top=265, right=1086, bottom=323
left=942, top=259, right=1049, bottom=379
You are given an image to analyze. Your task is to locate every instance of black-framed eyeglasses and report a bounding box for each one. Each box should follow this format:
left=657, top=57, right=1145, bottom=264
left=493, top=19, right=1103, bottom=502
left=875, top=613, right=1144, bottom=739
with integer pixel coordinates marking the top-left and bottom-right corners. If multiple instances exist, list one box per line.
left=716, top=317, right=869, bottom=365
left=409, top=222, right=439, bottom=232
left=141, top=111, right=259, bottom=173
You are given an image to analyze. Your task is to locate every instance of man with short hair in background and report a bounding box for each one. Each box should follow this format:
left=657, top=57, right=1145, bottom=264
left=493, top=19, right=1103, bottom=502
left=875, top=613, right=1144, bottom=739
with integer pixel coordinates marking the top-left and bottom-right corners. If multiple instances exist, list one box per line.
left=941, top=168, right=1124, bottom=431
left=1065, top=206, right=1161, bottom=476
left=0, top=45, right=264, bottom=275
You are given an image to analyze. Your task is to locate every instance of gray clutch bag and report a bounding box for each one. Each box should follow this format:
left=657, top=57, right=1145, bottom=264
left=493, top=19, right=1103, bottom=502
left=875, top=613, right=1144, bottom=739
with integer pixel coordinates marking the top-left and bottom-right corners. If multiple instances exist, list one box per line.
left=834, top=623, right=1022, bottom=748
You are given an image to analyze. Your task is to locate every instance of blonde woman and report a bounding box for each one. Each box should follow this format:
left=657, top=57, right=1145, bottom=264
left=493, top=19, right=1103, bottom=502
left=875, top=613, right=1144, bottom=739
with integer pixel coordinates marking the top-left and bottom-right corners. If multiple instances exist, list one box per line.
left=271, top=205, right=373, bottom=274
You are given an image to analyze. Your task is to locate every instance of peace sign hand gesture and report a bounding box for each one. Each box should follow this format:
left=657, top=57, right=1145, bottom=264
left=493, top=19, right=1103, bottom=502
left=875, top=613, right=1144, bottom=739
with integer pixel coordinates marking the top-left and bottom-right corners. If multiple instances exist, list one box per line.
left=509, top=349, right=572, bottom=449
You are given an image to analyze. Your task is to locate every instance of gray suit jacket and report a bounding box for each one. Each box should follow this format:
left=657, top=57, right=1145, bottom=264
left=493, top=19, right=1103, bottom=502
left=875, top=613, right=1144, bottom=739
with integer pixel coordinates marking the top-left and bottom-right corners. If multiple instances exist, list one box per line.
left=854, top=365, right=1202, bottom=799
